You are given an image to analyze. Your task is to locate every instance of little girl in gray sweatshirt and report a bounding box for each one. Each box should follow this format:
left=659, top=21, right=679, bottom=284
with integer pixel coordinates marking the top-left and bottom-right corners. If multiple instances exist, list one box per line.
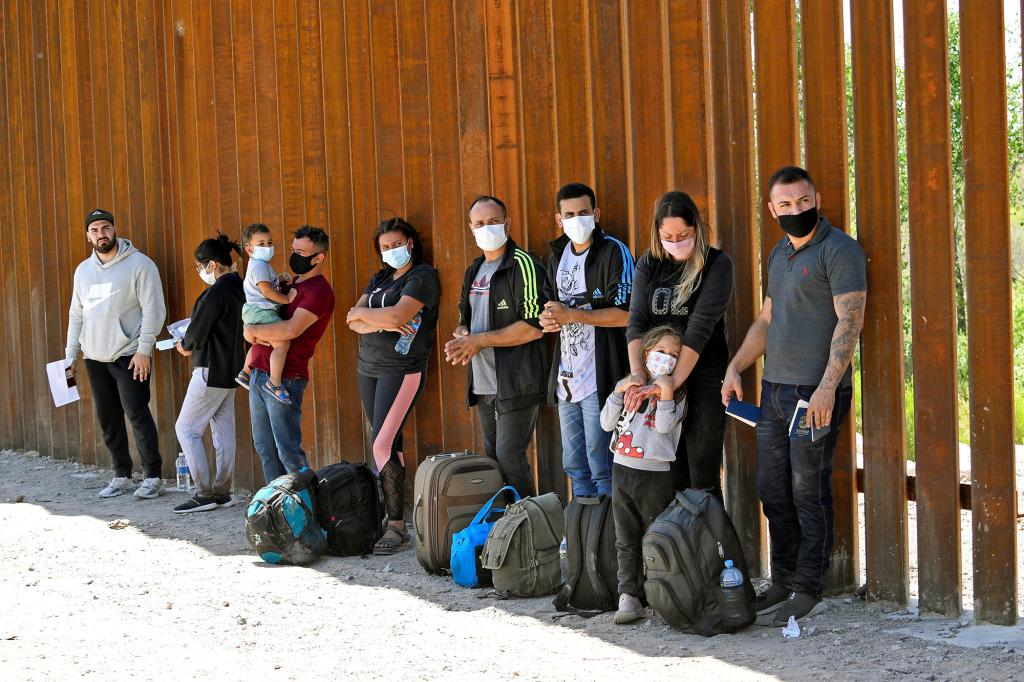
left=601, top=325, right=687, bottom=626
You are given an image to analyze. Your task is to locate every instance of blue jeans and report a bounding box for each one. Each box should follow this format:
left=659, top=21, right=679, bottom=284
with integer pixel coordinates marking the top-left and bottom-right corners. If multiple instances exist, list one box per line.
left=250, top=368, right=309, bottom=483
left=756, top=380, right=853, bottom=597
left=558, top=393, right=612, bottom=496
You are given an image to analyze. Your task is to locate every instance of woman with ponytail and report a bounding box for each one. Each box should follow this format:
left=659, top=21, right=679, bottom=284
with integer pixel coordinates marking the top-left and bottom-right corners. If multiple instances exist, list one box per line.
left=173, top=233, right=246, bottom=513
left=622, top=192, right=734, bottom=499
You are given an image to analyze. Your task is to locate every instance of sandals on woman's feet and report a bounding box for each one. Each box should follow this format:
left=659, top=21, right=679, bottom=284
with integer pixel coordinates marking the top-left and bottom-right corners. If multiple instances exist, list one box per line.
left=262, top=380, right=292, bottom=405
left=235, top=371, right=251, bottom=390
left=374, top=524, right=409, bottom=555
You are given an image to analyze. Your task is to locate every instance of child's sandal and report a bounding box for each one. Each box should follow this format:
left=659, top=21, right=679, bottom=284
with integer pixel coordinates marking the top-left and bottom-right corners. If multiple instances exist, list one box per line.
left=262, top=380, right=292, bottom=405
left=235, top=371, right=251, bottom=390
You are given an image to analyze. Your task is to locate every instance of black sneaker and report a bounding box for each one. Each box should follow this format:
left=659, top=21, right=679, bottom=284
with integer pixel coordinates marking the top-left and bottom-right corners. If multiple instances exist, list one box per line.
left=173, top=495, right=219, bottom=514
left=754, top=582, right=791, bottom=624
left=771, top=590, right=826, bottom=626
left=215, top=493, right=236, bottom=508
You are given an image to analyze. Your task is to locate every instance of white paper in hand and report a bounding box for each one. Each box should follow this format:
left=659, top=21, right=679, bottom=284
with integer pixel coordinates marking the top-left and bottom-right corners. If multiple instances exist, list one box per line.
left=781, top=615, right=801, bottom=639
left=46, top=359, right=80, bottom=407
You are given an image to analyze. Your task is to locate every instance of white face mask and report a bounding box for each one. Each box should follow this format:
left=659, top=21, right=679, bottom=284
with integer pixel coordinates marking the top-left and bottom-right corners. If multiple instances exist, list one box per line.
left=562, top=215, right=596, bottom=245
left=198, top=263, right=217, bottom=286
left=645, top=350, right=677, bottom=379
left=381, top=244, right=412, bottom=269
left=472, top=222, right=508, bottom=251
left=250, top=245, right=274, bottom=262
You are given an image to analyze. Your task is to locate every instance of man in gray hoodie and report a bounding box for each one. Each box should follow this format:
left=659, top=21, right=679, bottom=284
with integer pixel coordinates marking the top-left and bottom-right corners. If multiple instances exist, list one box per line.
left=66, top=209, right=167, bottom=499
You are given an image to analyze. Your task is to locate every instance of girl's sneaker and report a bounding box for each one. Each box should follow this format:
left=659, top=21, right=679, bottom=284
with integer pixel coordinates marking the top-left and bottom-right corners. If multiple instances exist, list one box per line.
left=613, top=593, right=645, bottom=624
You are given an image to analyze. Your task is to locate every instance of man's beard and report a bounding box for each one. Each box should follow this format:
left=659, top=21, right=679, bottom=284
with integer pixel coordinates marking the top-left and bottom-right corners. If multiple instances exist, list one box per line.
left=93, top=237, right=116, bottom=254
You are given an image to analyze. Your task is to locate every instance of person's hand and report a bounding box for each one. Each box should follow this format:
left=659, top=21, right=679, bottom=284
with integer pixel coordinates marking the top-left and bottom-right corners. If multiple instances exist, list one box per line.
left=278, top=272, right=293, bottom=286
left=67, top=358, right=77, bottom=379
left=287, top=288, right=298, bottom=303
left=621, top=371, right=649, bottom=411
left=654, top=375, right=675, bottom=400
left=444, top=329, right=482, bottom=366
left=175, top=340, right=191, bottom=357
left=346, top=306, right=362, bottom=324
left=386, top=321, right=416, bottom=336
left=128, top=353, right=152, bottom=382
left=540, top=301, right=574, bottom=328
left=721, top=364, right=743, bottom=407
left=539, top=309, right=561, bottom=334
left=807, top=386, right=836, bottom=430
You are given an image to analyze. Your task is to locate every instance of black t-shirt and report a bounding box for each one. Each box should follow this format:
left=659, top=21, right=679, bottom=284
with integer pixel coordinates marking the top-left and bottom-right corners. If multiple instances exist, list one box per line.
left=626, top=248, right=735, bottom=380
left=357, top=263, right=441, bottom=377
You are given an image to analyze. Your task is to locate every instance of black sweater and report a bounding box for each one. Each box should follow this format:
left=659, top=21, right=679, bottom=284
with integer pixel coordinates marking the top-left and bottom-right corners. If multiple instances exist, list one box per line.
left=627, top=248, right=735, bottom=379
left=181, top=272, right=246, bottom=389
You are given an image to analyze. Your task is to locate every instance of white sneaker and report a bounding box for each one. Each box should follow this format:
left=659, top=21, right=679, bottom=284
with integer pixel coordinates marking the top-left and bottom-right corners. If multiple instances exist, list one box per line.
left=99, top=477, right=132, bottom=498
left=133, top=477, right=164, bottom=499
left=613, top=593, right=645, bottom=624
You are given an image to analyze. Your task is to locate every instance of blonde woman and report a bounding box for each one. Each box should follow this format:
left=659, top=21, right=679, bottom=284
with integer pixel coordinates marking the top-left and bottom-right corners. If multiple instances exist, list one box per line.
left=622, top=191, right=734, bottom=499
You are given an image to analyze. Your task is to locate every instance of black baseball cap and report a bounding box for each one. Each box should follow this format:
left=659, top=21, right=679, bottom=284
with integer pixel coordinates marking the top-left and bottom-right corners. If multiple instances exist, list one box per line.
left=85, top=208, right=114, bottom=229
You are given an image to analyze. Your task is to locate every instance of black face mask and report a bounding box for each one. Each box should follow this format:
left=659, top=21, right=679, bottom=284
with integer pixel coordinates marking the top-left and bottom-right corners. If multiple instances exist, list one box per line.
left=289, top=251, right=320, bottom=275
left=777, top=205, right=819, bottom=238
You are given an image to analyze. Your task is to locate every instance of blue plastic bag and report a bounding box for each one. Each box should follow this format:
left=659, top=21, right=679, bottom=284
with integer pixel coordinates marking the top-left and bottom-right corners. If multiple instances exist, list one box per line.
left=451, top=485, right=520, bottom=587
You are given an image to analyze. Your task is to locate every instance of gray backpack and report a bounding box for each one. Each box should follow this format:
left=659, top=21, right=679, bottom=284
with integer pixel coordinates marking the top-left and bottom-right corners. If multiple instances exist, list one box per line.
left=481, top=493, right=565, bottom=597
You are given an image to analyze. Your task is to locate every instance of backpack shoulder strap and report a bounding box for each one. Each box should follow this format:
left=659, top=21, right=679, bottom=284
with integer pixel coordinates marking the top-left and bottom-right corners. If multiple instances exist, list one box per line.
left=583, top=497, right=615, bottom=607
left=553, top=500, right=584, bottom=611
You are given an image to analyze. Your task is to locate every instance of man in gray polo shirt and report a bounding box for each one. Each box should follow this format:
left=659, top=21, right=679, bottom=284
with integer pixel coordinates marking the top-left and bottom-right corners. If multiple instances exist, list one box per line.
left=722, top=166, right=866, bottom=625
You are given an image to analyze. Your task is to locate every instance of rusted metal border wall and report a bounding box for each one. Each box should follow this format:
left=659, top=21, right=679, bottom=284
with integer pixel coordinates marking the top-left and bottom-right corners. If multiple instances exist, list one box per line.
left=0, top=0, right=1017, bottom=622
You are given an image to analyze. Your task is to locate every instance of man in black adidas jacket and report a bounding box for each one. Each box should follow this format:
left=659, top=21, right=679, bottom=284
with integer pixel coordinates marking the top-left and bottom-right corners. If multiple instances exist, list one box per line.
left=540, top=183, right=633, bottom=498
left=444, top=195, right=549, bottom=497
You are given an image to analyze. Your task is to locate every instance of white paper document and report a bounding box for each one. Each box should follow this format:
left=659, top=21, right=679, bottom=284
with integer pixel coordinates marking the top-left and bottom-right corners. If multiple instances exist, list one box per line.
left=46, top=359, right=80, bottom=407
left=157, top=318, right=191, bottom=351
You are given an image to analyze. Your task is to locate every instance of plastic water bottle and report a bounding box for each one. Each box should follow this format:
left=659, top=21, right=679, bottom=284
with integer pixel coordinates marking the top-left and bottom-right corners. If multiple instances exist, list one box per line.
left=719, top=559, right=749, bottom=625
left=394, top=312, right=422, bottom=355
left=175, top=453, right=191, bottom=492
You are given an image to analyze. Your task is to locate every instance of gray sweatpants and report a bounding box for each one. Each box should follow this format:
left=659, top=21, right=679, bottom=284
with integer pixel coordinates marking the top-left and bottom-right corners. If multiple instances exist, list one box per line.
left=175, top=368, right=236, bottom=497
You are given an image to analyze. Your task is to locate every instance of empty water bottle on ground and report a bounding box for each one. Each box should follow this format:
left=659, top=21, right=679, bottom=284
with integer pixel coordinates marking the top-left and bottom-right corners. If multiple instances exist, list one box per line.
left=718, top=559, right=749, bottom=625
left=175, top=453, right=191, bottom=492
left=394, top=313, right=422, bottom=355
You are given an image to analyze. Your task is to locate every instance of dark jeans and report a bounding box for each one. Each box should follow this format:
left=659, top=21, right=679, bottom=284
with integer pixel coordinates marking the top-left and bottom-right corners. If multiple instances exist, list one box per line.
left=673, top=371, right=727, bottom=499
left=611, top=463, right=674, bottom=596
left=476, top=394, right=539, bottom=497
left=250, top=368, right=309, bottom=483
left=756, top=380, right=853, bottom=597
left=84, top=356, right=162, bottom=478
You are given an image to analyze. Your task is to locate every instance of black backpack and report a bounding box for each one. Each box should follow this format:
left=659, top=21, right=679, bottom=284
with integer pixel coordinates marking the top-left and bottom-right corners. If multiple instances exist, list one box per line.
left=642, top=489, right=756, bottom=635
left=314, top=462, right=386, bottom=557
left=245, top=467, right=326, bottom=565
left=553, top=495, right=618, bottom=615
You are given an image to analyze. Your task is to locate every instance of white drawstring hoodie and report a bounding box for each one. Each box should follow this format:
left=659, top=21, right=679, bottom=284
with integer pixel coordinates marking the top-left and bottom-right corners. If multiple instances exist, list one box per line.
left=65, top=238, right=166, bottom=362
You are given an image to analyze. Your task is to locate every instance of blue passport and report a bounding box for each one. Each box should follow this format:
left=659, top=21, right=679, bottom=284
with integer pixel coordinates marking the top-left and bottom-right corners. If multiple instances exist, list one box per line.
left=789, top=400, right=831, bottom=441
left=725, top=398, right=761, bottom=427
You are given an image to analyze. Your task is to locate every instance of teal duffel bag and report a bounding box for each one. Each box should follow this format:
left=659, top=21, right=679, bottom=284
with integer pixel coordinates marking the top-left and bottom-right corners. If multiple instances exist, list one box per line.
left=450, top=485, right=520, bottom=588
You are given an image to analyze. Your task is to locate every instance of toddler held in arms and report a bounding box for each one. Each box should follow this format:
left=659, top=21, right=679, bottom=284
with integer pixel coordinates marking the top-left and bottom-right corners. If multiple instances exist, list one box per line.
left=236, top=223, right=297, bottom=404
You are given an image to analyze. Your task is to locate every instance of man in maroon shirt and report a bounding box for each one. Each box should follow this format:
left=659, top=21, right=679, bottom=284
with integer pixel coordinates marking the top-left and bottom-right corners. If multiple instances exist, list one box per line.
left=244, top=226, right=336, bottom=482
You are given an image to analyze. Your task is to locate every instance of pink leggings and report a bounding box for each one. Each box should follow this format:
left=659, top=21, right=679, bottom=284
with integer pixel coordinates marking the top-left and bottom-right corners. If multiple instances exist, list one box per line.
left=358, top=372, right=426, bottom=520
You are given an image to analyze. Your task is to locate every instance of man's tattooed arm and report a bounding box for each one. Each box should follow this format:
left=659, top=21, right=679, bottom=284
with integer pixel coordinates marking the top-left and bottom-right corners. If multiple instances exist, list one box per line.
left=818, top=290, right=867, bottom=392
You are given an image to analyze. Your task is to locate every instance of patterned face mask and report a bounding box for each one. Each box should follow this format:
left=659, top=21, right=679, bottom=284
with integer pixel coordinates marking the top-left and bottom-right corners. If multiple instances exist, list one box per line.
left=645, top=350, right=677, bottom=379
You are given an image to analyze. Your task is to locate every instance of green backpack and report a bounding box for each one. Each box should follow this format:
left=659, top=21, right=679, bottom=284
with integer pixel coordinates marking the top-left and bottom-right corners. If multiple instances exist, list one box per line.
left=481, top=493, right=565, bottom=597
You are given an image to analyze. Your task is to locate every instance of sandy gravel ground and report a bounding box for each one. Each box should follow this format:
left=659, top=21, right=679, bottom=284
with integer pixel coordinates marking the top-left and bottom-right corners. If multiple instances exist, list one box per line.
left=2, top=449, right=1023, bottom=682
